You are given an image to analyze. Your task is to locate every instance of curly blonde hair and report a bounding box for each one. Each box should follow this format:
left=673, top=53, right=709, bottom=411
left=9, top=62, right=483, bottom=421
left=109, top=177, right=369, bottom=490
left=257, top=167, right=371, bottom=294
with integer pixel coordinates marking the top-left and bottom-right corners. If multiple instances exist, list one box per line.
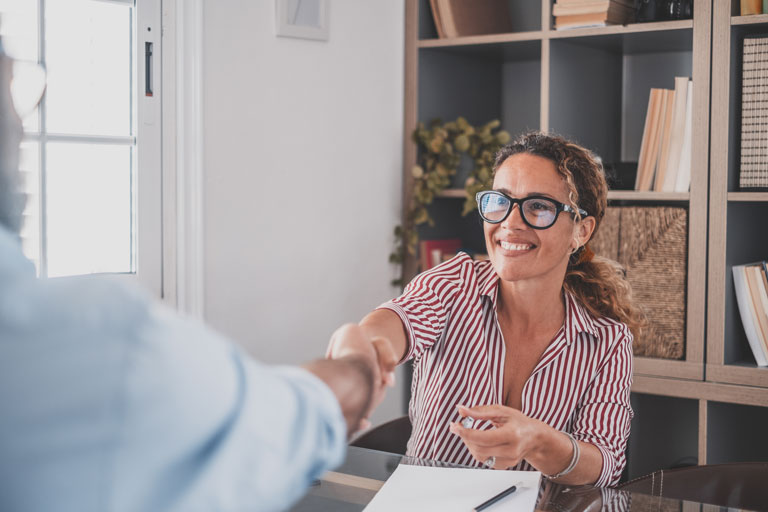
left=493, top=131, right=646, bottom=340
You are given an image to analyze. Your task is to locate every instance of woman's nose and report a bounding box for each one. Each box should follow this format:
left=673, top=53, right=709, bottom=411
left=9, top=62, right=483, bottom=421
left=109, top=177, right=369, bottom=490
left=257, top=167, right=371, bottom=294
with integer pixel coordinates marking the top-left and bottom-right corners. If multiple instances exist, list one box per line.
left=503, top=203, right=527, bottom=229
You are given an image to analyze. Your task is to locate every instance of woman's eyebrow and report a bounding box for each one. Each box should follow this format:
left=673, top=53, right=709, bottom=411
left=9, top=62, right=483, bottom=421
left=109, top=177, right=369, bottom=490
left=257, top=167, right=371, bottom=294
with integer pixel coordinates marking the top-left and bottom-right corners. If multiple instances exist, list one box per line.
left=493, top=188, right=558, bottom=199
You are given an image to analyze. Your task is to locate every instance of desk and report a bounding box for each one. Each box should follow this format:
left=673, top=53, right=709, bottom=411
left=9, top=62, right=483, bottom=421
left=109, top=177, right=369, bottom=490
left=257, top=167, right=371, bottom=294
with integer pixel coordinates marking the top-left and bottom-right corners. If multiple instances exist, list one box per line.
left=291, top=446, right=734, bottom=511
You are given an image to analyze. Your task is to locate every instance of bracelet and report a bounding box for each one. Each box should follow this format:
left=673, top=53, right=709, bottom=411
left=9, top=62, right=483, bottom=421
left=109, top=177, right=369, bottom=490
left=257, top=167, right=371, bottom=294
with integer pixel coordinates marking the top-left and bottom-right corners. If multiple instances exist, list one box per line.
left=546, top=432, right=580, bottom=480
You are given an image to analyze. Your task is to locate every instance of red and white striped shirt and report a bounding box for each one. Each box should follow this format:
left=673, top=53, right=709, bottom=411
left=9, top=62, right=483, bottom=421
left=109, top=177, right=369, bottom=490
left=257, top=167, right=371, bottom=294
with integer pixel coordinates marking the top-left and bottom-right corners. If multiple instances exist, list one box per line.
left=379, top=253, right=633, bottom=487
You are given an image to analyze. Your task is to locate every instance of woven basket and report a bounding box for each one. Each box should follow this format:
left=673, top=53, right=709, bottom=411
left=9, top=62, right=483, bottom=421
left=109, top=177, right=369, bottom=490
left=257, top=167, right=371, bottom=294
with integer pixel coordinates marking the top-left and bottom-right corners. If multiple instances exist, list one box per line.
left=590, top=207, right=688, bottom=360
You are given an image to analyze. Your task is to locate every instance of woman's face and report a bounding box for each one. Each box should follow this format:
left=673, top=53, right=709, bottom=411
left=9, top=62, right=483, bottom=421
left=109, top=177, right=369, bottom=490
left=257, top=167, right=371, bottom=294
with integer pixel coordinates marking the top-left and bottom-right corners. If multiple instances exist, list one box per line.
left=483, top=153, right=594, bottom=285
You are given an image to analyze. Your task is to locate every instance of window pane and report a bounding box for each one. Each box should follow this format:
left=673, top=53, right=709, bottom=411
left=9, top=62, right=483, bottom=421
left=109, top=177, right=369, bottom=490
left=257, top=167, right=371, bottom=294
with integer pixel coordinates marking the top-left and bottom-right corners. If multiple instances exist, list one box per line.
left=19, top=140, right=40, bottom=272
left=45, top=0, right=132, bottom=136
left=45, top=143, right=133, bottom=277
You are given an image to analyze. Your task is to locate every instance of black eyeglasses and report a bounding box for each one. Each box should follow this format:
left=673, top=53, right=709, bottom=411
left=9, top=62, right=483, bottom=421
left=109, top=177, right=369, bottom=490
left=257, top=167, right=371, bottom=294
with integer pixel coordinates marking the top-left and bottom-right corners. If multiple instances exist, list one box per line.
left=475, top=190, right=589, bottom=229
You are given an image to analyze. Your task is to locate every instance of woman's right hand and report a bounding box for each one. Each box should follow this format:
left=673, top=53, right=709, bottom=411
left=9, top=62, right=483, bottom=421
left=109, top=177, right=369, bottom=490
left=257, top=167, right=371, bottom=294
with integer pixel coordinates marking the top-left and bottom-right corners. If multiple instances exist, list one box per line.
left=326, top=324, right=398, bottom=429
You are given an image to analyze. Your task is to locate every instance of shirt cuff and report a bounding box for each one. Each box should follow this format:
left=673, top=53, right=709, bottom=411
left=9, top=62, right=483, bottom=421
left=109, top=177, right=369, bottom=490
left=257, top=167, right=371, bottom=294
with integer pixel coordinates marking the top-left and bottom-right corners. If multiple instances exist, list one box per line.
left=376, top=301, right=416, bottom=363
left=591, top=441, right=617, bottom=487
left=271, top=365, right=348, bottom=470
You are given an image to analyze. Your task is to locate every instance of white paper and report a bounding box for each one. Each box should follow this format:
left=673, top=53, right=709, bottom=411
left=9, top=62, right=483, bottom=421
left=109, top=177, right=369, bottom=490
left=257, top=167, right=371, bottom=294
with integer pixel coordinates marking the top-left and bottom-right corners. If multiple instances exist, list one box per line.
left=363, top=465, right=540, bottom=512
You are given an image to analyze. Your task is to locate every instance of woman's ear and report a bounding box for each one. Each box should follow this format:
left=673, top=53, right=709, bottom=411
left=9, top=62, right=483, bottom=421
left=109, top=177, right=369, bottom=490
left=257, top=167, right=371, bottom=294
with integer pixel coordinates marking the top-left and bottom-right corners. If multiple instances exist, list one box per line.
left=575, top=216, right=596, bottom=247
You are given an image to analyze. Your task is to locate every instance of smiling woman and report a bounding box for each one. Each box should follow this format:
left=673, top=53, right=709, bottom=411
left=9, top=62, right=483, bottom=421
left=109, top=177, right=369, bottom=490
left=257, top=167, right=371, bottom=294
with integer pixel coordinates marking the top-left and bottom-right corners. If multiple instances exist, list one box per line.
left=328, top=131, right=646, bottom=487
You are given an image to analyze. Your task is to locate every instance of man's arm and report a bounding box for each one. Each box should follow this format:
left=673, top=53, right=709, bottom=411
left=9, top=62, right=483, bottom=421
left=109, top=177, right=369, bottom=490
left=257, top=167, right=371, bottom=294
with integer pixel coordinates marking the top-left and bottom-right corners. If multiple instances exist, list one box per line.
left=303, top=355, right=374, bottom=437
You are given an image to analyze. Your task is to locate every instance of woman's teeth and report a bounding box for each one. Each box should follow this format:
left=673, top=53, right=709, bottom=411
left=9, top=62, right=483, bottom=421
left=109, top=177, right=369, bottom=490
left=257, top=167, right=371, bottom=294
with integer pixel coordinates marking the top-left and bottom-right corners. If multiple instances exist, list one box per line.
left=500, top=241, right=532, bottom=251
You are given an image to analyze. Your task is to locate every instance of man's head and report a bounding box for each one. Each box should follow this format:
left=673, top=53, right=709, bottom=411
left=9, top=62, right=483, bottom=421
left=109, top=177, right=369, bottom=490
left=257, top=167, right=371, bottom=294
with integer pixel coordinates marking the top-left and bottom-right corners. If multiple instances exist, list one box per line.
left=0, top=41, right=25, bottom=235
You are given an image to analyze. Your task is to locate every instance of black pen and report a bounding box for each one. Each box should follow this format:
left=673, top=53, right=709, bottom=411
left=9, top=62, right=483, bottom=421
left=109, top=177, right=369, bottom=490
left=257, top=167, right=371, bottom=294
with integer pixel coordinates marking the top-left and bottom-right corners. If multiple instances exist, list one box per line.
left=473, top=484, right=518, bottom=511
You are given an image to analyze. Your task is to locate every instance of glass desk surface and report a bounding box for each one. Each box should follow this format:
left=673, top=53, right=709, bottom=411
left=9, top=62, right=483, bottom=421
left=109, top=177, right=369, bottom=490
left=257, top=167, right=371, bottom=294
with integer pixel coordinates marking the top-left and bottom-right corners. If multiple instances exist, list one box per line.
left=290, top=446, right=754, bottom=512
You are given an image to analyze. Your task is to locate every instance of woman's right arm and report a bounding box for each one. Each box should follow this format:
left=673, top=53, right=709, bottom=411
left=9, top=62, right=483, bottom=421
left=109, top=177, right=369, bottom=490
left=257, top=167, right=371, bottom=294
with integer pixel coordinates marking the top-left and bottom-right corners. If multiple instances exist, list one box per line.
left=326, top=309, right=409, bottom=385
left=359, top=309, right=409, bottom=363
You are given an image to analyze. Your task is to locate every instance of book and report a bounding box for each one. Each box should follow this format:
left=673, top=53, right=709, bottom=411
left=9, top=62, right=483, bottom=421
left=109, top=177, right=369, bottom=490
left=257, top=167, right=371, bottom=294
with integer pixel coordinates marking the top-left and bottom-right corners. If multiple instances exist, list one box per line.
left=740, top=37, right=768, bottom=190
left=636, top=88, right=667, bottom=191
left=654, top=88, right=676, bottom=192
left=419, top=238, right=462, bottom=271
left=635, top=89, right=657, bottom=190
left=732, top=263, right=768, bottom=366
left=659, top=76, right=690, bottom=192
left=741, top=0, right=762, bottom=15
left=435, top=0, right=513, bottom=38
left=746, top=265, right=768, bottom=356
left=552, top=1, right=634, bottom=17
left=674, top=79, right=694, bottom=192
left=553, top=1, right=634, bottom=29
left=555, top=0, right=633, bottom=5
left=429, top=0, right=446, bottom=38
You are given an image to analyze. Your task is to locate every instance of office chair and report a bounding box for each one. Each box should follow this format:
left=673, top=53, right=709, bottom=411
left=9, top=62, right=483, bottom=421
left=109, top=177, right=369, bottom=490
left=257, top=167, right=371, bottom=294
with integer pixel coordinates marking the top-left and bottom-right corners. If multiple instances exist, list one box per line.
left=618, top=462, right=768, bottom=510
left=349, top=415, right=411, bottom=455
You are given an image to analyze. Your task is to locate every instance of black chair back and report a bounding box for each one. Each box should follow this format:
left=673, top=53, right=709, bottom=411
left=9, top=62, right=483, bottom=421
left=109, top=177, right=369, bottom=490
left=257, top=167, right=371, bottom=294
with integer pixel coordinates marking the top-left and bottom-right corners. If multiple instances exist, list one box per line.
left=619, top=462, right=768, bottom=510
left=350, top=415, right=411, bottom=455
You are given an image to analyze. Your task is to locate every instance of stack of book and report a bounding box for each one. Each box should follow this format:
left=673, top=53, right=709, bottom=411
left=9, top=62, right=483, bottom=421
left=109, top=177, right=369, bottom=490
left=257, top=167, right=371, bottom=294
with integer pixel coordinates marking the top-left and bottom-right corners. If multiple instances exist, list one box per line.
left=428, top=0, right=512, bottom=39
left=733, top=261, right=768, bottom=367
left=634, top=77, right=693, bottom=192
left=739, top=37, right=768, bottom=190
left=552, top=0, right=635, bottom=30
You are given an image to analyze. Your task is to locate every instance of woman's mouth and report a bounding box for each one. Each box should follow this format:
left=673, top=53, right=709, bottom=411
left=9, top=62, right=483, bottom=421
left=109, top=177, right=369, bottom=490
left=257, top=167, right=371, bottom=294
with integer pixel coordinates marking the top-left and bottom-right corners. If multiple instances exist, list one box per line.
left=499, top=240, right=535, bottom=251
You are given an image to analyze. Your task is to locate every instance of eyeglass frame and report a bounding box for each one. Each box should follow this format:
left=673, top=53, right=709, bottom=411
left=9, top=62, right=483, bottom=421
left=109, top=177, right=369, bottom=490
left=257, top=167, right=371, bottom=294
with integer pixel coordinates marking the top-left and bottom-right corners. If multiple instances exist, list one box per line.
left=475, top=190, right=589, bottom=230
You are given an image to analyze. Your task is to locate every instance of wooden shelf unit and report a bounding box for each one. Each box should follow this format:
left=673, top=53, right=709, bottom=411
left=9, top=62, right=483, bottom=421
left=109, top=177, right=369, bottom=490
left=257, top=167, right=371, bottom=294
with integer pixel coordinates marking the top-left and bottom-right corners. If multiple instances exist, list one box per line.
left=403, top=0, right=768, bottom=475
left=707, top=0, right=768, bottom=391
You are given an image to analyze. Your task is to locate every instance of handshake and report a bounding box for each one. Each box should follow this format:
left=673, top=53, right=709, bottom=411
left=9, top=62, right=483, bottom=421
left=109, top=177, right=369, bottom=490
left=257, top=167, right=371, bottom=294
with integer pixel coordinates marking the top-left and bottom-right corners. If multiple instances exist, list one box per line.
left=323, top=323, right=399, bottom=435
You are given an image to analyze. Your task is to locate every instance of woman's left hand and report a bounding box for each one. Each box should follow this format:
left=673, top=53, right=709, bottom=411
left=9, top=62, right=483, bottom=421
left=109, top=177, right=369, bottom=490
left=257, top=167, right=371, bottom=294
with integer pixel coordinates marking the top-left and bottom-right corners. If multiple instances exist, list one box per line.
left=449, top=404, right=546, bottom=470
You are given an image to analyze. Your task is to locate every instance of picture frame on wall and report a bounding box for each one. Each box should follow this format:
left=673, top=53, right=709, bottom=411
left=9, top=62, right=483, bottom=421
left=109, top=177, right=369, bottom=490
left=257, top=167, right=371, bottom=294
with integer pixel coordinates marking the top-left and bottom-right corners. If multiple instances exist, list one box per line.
left=275, top=0, right=329, bottom=41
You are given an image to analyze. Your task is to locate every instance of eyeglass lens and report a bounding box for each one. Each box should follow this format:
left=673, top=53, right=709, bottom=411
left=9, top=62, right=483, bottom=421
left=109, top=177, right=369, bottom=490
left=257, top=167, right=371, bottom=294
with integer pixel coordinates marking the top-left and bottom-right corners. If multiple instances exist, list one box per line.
left=478, top=192, right=559, bottom=228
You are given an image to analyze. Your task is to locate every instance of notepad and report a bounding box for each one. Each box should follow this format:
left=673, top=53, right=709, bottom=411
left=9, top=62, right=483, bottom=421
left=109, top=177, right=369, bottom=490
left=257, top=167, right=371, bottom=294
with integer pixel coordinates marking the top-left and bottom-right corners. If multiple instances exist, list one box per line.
left=363, top=465, right=540, bottom=512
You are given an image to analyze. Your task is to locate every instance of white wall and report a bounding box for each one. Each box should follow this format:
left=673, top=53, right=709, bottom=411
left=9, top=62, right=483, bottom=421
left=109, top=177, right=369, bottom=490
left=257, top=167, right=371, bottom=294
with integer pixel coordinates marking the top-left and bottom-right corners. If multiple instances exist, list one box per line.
left=202, top=1, right=406, bottom=424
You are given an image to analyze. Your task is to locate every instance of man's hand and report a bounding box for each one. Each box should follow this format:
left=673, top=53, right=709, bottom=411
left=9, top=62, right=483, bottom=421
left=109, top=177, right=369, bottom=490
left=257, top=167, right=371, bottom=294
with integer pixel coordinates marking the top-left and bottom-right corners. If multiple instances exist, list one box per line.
left=326, top=324, right=398, bottom=431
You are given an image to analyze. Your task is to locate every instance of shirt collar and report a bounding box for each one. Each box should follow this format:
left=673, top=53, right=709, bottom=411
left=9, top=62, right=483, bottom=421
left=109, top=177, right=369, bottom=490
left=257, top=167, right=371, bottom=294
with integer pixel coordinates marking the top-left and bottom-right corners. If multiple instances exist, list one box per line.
left=478, top=262, right=599, bottom=343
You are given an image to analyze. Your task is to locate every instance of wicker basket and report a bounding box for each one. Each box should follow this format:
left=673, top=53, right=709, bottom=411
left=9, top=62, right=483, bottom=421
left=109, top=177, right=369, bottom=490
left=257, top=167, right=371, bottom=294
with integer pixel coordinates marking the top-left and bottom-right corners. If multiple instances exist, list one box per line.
left=590, top=206, right=688, bottom=360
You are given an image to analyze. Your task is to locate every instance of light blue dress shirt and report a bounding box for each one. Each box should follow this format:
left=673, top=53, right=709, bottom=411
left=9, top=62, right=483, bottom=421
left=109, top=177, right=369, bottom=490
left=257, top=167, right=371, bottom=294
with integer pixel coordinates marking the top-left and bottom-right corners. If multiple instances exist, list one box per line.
left=0, top=226, right=347, bottom=511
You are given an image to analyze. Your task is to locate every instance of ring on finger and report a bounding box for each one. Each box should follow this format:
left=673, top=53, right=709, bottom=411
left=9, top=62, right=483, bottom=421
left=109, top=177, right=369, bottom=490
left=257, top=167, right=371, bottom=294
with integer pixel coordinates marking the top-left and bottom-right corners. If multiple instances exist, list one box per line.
left=483, top=456, right=496, bottom=469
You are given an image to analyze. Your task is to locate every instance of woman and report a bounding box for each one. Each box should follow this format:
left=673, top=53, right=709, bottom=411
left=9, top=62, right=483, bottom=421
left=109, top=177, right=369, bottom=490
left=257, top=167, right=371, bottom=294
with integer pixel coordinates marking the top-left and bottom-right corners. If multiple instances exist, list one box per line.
left=327, top=132, right=644, bottom=487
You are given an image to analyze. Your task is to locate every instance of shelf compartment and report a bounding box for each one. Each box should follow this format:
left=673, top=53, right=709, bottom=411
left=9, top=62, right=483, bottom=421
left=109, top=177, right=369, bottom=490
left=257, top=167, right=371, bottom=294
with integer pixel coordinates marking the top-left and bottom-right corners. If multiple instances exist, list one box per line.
left=418, top=46, right=541, bottom=146
left=627, top=393, right=699, bottom=480
left=725, top=23, right=768, bottom=192
left=707, top=401, right=768, bottom=464
left=417, top=199, right=486, bottom=256
left=416, top=0, right=541, bottom=41
left=548, top=35, right=692, bottom=169
left=720, top=202, right=768, bottom=376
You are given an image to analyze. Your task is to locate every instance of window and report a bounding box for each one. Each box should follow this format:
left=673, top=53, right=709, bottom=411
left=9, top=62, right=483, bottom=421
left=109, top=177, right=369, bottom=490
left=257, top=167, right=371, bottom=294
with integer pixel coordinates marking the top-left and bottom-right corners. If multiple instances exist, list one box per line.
left=0, top=0, right=162, bottom=296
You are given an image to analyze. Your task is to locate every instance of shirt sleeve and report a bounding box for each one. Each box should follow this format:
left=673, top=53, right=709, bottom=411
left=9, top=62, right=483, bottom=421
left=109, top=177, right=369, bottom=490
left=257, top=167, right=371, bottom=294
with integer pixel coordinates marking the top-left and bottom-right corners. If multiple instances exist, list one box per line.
left=571, top=324, right=634, bottom=487
left=111, top=304, right=347, bottom=512
left=376, top=254, right=469, bottom=362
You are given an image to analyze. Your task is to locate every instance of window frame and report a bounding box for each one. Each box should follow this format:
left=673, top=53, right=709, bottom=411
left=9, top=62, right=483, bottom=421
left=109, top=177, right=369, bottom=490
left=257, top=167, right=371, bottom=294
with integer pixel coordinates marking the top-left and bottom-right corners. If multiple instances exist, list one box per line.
left=19, top=0, right=163, bottom=297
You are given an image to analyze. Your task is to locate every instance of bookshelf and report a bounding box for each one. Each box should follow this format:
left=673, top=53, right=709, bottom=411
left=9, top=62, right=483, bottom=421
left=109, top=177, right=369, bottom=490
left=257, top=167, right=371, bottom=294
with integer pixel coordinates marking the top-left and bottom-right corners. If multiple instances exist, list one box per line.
left=707, top=1, right=768, bottom=389
left=402, top=0, right=768, bottom=478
